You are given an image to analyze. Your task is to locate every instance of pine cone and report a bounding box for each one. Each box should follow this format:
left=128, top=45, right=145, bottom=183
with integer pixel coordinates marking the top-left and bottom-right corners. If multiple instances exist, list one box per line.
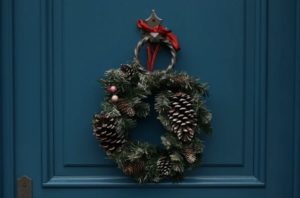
left=123, top=160, right=145, bottom=176
left=115, top=99, right=135, bottom=117
left=120, top=64, right=134, bottom=79
left=157, top=157, right=172, bottom=177
left=92, top=113, right=126, bottom=153
left=168, top=92, right=197, bottom=142
left=173, top=75, right=189, bottom=84
left=184, top=148, right=196, bottom=164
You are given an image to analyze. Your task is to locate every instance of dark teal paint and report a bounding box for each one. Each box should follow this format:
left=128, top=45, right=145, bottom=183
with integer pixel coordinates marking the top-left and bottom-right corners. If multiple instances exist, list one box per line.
left=1, top=0, right=15, bottom=197
left=1, top=0, right=299, bottom=197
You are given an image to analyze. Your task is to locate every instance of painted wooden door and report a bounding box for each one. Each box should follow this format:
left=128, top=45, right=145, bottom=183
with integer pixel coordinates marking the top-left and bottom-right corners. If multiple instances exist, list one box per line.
left=1, top=0, right=299, bottom=197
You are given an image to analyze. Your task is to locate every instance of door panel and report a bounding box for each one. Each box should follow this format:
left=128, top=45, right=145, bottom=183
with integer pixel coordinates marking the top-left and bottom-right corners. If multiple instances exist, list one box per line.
left=43, top=0, right=263, bottom=186
left=1, top=0, right=299, bottom=197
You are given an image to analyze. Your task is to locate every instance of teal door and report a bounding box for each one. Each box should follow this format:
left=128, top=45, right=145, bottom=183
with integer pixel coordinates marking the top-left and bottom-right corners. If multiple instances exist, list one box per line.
left=1, top=0, right=299, bottom=197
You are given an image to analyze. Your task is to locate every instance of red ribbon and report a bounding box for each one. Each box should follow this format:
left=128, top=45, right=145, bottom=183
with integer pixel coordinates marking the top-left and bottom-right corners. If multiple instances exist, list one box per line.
left=137, top=19, right=180, bottom=71
left=137, top=19, right=180, bottom=51
left=146, top=43, right=160, bottom=72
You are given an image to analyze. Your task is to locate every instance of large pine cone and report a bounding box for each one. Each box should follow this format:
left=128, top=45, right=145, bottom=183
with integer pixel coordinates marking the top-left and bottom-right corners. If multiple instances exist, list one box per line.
left=92, top=113, right=126, bottom=153
left=168, top=92, right=197, bottom=142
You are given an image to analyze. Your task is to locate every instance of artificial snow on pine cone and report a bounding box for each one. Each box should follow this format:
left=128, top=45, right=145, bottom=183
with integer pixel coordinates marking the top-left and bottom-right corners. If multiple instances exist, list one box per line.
left=120, top=64, right=135, bottom=79
left=92, top=113, right=126, bottom=153
left=157, top=157, right=172, bottom=177
left=184, top=148, right=197, bottom=164
left=168, top=92, right=197, bottom=142
left=123, top=160, right=145, bottom=177
left=115, top=99, right=135, bottom=117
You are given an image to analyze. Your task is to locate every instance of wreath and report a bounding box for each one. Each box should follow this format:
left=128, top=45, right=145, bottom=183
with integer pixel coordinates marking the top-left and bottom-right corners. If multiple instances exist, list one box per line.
left=92, top=11, right=212, bottom=183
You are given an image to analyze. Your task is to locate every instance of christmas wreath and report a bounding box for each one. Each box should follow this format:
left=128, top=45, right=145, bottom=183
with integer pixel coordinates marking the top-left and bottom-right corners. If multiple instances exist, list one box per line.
left=92, top=11, right=212, bottom=183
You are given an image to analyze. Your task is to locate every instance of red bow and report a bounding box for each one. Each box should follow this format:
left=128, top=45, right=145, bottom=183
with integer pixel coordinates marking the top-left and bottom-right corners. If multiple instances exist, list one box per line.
left=137, top=19, right=180, bottom=51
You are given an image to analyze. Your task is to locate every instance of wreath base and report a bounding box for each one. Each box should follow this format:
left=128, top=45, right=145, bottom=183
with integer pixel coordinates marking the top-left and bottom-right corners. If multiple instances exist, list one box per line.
left=92, top=61, right=212, bottom=183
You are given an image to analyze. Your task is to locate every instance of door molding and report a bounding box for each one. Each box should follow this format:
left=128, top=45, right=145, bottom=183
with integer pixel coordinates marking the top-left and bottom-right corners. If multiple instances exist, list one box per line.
left=1, top=0, right=16, bottom=197
left=293, top=0, right=300, bottom=197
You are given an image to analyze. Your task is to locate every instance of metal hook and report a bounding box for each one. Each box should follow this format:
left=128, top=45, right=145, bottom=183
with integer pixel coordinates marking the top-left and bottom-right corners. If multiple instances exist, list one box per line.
left=145, top=9, right=163, bottom=27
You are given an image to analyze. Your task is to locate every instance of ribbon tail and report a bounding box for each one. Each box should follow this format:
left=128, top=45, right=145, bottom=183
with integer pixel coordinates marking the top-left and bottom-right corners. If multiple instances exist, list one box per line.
left=166, top=33, right=180, bottom=51
left=147, top=43, right=153, bottom=71
left=150, top=44, right=160, bottom=71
